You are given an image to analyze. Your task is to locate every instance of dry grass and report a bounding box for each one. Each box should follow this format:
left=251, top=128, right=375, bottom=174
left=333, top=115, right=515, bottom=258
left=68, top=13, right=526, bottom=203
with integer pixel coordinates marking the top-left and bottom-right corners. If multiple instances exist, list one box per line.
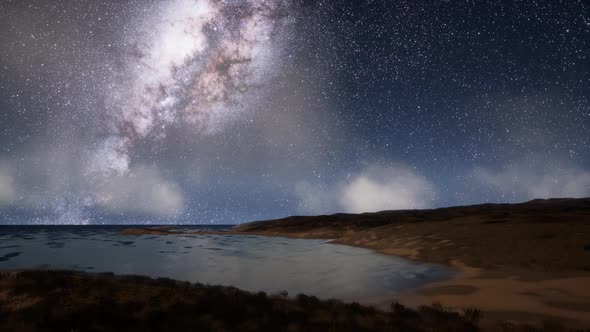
left=234, top=198, right=590, bottom=273
left=0, top=270, right=484, bottom=332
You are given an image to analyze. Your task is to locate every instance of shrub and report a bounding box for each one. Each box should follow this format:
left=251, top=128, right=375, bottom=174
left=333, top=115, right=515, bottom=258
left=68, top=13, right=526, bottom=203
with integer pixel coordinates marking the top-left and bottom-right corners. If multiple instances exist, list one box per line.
left=462, top=307, right=482, bottom=324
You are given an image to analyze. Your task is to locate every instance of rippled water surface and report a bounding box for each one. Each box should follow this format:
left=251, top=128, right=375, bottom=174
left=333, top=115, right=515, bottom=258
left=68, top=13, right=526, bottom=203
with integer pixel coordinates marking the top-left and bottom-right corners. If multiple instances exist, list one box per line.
left=0, top=226, right=453, bottom=302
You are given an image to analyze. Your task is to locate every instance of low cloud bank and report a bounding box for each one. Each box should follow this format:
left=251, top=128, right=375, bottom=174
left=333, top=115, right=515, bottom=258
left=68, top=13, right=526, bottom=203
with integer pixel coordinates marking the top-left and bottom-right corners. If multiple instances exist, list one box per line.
left=473, top=160, right=590, bottom=200
left=1, top=150, right=184, bottom=221
left=92, top=165, right=184, bottom=217
left=295, top=164, right=436, bottom=214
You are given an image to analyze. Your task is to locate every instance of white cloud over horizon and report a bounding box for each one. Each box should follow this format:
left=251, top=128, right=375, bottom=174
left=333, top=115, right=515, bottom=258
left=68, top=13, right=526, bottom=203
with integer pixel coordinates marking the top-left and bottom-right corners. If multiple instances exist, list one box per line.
left=473, top=160, right=590, bottom=200
left=295, top=164, right=437, bottom=214
left=1, top=151, right=184, bottom=219
left=92, top=164, right=185, bottom=217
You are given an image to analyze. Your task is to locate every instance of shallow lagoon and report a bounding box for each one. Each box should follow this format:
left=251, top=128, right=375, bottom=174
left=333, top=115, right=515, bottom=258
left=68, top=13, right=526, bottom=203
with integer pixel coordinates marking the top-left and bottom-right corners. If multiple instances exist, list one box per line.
left=0, top=226, right=453, bottom=302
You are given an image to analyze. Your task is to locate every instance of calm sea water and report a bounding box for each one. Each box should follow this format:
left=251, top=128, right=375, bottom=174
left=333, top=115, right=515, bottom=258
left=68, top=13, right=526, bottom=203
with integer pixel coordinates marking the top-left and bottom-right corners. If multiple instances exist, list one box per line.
left=0, top=225, right=453, bottom=303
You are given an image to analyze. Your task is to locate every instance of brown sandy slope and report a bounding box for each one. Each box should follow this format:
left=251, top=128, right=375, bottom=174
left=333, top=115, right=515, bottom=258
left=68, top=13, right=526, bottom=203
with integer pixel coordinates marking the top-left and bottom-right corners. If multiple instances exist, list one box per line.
left=232, top=198, right=590, bottom=328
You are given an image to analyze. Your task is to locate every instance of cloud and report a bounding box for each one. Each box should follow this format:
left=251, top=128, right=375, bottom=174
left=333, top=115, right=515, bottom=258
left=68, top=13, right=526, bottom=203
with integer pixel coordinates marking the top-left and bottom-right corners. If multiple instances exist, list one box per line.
left=340, top=166, right=437, bottom=213
left=0, top=163, right=17, bottom=206
left=93, top=165, right=184, bottom=217
left=295, top=164, right=436, bottom=214
left=473, top=160, right=590, bottom=200
left=294, top=181, right=334, bottom=215
left=1, top=145, right=184, bottom=220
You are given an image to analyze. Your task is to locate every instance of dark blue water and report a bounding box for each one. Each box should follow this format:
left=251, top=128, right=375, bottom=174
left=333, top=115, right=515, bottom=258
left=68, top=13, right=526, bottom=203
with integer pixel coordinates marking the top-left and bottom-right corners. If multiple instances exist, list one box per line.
left=0, top=225, right=453, bottom=303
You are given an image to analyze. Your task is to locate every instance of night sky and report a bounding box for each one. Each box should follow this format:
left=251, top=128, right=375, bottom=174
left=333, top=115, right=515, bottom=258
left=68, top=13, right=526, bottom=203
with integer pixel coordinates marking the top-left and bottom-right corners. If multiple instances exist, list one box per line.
left=1, top=0, right=589, bottom=224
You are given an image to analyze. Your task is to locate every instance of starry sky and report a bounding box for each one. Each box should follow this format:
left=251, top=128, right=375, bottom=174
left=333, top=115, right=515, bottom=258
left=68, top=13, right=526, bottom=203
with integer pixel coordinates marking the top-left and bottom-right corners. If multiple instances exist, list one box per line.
left=1, top=0, right=589, bottom=224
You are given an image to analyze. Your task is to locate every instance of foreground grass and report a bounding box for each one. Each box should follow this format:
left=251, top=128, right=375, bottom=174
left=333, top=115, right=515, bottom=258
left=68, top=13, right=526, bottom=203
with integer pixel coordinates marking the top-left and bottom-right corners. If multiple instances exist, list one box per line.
left=0, top=270, right=586, bottom=332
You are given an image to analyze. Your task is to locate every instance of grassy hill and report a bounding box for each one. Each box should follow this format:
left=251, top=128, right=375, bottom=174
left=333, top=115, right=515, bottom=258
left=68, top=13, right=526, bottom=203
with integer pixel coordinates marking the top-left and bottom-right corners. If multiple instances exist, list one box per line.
left=235, top=198, right=590, bottom=272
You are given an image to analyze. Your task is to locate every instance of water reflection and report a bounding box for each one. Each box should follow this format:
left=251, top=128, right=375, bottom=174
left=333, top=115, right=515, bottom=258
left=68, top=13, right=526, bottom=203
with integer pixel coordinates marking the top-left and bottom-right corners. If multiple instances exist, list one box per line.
left=0, top=226, right=453, bottom=301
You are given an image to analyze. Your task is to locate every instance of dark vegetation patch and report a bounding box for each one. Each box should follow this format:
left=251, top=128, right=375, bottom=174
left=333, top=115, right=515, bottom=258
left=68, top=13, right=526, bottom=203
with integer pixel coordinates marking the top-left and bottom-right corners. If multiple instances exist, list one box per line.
left=236, top=198, right=589, bottom=233
left=0, top=270, right=470, bottom=332
left=481, top=220, right=509, bottom=224
left=545, top=301, right=590, bottom=313
left=417, top=285, right=478, bottom=296
left=536, top=233, right=558, bottom=240
left=0, top=270, right=585, bottom=332
left=73, top=265, right=95, bottom=271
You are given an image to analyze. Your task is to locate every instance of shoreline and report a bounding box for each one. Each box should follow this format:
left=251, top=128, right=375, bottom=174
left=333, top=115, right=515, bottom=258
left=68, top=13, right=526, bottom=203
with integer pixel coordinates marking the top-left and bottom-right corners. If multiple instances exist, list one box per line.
left=121, top=226, right=590, bottom=328
left=239, top=231, right=590, bottom=329
left=119, top=224, right=590, bottom=325
left=236, top=232, right=590, bottom=328
left=117, top=198, right=590, bottom=327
